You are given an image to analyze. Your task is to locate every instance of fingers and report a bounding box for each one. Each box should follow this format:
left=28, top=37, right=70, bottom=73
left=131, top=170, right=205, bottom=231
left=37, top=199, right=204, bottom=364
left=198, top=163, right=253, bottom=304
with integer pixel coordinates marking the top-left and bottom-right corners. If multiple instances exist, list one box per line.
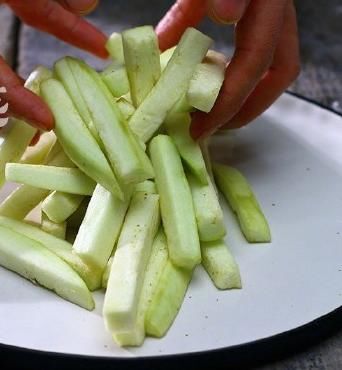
left=6, top=0, right=108, bottom=58
left=190, top=0, right=288, bottom=139
left=227, top=0, right=300, bottom=128
left=57, top=0, right=99, bottom=16
left=0, top=56, right=54, bottom=130
left=208, top=0, right=250, bottom=24
left=156, top=0, right=207, bottom=51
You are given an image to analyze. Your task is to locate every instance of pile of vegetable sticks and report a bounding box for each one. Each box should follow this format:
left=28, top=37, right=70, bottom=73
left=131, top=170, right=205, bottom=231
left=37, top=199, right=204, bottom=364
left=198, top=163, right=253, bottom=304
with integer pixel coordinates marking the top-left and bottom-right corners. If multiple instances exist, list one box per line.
left=0, top=26, right=271, bottom=347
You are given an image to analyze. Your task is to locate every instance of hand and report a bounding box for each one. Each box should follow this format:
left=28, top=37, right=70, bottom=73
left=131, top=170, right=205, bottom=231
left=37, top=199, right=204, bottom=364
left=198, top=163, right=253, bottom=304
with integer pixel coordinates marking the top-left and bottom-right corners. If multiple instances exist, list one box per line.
left=157, top=0, right=300, bottom=139
left=0, top=0, right=107, bottom=131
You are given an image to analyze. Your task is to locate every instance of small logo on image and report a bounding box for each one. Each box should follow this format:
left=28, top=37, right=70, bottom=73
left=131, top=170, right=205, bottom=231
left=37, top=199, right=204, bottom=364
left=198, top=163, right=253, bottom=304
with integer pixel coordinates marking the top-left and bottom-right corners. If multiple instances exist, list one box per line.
left=0, top=86, right=9, bottom=127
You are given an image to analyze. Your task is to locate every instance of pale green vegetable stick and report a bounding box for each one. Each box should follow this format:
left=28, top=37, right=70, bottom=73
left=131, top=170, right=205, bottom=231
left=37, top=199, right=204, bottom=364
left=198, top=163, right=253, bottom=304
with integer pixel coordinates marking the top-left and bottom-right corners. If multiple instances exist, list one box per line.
left=134, top=180, right=156, bottom=194
left=0, top=146, right=73, bottom=220
left=0, top=186, right=50, bottom=220
left=213, top=163, right=271, bottom=243
left=41, top=212, right=67, bottom=240
left=41, top=78, right=123, bottom=198
left=0, top=216, right=101, bottom=291
left=115, top=96, right=135, bottom=121
left=113, top=229, right=168, bottom=346
left=162, top=48, right=225, bottom=113
left=101, top=181, right=157, bottom=289
left=0, top=224, right=94, bottom=310
left=201, top=240, right=241, bottom=290
left=106, top=32, right=124, bottom=63
left=54, top=59, right=100, bottom=142
left=171, top=94, right=194, bottom=113
left=187, top=172, right=226, bottom=242
left=0, top=66, right=52, bottom=187
left=160, top=46, right=176, bottom=71
left=101, top=61, right=130, bottom=98
left=129, top=28, right=212, bottom=142
left=103, top=192, right=160, bottom=340
left=187, top=50, right=226, bottom=113
left=139, top=230, right=169, bottom=308
left=0, top=121, right=36, bottom=188
left=83, top=63, right=148, bottom=154
left=149, top=135, right=201, bottom=269
left=41, top=191, right=84, bottom=224
left=66, top=58, right=154, bottom=186
left=122, top=26, right=161, bottom=107
left=20, top=131, right=56, bottom=165
left=73, top=184, right=131, bottom=273
left=164, top=112, right=208, bottom=185
left=5, top=164, right=96, bottom=196
left=145, top=260, right=192, bottom=337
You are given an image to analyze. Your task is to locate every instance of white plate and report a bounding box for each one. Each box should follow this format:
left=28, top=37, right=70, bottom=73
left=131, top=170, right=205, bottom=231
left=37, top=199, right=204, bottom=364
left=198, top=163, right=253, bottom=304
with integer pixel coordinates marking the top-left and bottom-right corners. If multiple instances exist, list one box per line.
left=0, top=94, right=341, bottom=359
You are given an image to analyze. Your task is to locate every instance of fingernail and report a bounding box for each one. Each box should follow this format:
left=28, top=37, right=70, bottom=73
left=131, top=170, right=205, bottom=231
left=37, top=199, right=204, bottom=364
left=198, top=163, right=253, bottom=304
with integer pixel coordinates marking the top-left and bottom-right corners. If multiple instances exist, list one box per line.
left=64, top=0, right=98, bottom=15
left=209, top=0, right=247, bottom=24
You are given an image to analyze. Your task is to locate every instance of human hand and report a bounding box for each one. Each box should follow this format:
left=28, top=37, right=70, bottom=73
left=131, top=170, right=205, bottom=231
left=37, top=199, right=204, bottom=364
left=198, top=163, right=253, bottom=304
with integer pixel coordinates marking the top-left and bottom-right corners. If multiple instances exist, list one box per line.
left=0, top=0, right=107, bottom=131
left=157, top=0, right=300, bottom=139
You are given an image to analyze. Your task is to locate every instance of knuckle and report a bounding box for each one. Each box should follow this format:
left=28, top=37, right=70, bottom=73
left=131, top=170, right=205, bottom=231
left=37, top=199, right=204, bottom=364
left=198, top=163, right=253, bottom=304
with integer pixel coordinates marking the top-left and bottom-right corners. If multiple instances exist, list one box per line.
left=237, top=45, right=274, bottom=73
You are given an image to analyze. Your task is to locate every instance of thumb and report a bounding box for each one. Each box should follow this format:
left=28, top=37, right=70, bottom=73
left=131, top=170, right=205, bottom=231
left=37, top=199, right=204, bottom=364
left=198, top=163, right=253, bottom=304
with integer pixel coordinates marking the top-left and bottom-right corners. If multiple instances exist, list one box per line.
left=208, top=0, right=250, bottom=24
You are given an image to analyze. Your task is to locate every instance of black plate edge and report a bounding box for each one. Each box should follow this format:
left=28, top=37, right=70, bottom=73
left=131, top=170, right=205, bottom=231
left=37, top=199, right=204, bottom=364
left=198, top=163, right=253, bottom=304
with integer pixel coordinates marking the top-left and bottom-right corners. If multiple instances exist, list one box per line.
left=1, top=306, right=341, bottom=370
left=286, top=91, right=342, bottom=118
left=1, top=92, right=342, bottom=369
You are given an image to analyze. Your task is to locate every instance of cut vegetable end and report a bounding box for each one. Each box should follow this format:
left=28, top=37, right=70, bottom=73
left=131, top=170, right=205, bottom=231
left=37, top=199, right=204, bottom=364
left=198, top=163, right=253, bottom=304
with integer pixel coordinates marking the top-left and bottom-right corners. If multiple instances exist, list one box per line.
left=187, top=50, right=226, bottom=113
left=106, top=32, right=124, bottom=63
left=122, top=25, right=161, bottom=107
left=42, top=192, right=84, bottom=224
left=20, top=131, right=57, bottom=165
left=237, top=199, right=271, bottom=243
left=213, top=163, right=271, bottom=243
left=201, top=240, right=241, bottom=290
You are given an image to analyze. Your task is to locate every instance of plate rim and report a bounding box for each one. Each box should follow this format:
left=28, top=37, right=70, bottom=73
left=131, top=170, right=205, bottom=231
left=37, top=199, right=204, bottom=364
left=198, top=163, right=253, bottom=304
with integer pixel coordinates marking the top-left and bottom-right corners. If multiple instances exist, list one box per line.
left=1, top=92, right=342, bottom=368
left=1, top=306, right=341, bottom=369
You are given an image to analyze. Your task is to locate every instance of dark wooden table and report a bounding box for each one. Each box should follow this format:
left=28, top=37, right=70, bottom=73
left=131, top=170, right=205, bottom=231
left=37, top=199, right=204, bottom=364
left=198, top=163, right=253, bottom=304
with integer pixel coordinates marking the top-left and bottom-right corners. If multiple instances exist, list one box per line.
left=0, top=1, right=341, bottom=369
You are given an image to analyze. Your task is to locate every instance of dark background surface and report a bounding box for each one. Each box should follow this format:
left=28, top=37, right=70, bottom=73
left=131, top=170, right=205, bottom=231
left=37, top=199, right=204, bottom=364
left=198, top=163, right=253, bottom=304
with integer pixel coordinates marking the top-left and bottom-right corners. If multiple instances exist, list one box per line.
left=0, top=0, right=341, bottom=369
